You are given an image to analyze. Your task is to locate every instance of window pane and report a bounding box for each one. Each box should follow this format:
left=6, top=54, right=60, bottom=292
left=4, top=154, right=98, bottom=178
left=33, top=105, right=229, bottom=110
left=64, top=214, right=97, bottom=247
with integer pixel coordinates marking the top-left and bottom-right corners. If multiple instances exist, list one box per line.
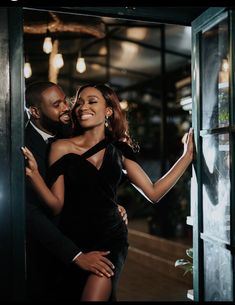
left=201, top=18, right=229, bottom=129
left=204, top=240, right=232, bottom=301
left=202, top=133, right=230, bottom=243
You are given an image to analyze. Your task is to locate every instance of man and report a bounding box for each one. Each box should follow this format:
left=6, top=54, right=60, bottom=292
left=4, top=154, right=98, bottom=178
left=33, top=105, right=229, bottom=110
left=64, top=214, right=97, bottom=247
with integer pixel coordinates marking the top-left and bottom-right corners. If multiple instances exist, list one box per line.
left=24, top=81, right=128, bottom=300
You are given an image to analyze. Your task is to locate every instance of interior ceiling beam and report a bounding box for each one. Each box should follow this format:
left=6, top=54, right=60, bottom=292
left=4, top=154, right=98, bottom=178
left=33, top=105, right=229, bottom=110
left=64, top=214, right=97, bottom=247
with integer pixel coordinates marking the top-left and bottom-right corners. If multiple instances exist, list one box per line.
left=81, top=27, right=123, bottom=52
left=24, top=11, right=106, bottom=38
left=84, top=59, right=152, bottom=78
left=41, top=7, right=208, bottom=26
left=105, top=23, right=162, bottom=28
left=111, top=36, right=191, bottom=59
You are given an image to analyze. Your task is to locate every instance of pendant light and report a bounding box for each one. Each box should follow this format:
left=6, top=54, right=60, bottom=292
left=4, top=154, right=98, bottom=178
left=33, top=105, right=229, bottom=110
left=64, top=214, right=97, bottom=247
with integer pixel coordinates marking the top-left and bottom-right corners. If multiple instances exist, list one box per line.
left=76, top=39, right=86, bottom=74
left=53, top=53, right=64, bottom=69
left=43, top=22, right=52, bottom=54
left=24, top=55, right=32, bottom=78
left=76, top=56, right=86, bottom=73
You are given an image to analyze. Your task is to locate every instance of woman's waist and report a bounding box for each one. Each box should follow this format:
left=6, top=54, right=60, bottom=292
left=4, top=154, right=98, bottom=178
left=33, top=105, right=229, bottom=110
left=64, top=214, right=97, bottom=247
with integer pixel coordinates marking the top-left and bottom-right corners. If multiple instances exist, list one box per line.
left=60, top=210, right=127, bottom=238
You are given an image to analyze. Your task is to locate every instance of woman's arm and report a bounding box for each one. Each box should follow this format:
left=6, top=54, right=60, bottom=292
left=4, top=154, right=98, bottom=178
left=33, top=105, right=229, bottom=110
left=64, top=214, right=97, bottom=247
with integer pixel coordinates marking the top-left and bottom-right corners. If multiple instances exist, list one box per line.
left=21, top=143, right=65, bottom=215
left=124, top=128, right=194, bottom=203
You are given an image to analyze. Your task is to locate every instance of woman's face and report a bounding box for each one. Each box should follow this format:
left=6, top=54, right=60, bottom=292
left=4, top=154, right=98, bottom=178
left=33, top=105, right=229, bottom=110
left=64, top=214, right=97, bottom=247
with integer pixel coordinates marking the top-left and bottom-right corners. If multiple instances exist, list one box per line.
left=74, top=87, right=112, bottom=129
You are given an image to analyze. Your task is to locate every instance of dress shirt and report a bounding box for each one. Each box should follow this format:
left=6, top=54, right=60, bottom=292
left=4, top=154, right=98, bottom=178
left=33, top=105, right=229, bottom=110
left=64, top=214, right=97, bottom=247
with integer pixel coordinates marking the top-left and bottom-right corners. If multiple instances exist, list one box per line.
left=29, top=121, right=55, bottom=143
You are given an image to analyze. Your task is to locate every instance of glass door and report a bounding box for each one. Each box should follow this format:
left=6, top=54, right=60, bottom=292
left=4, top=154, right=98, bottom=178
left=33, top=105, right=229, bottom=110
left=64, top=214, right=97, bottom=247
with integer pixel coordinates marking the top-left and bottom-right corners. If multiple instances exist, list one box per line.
left=191, top=7, right=234, bottom=301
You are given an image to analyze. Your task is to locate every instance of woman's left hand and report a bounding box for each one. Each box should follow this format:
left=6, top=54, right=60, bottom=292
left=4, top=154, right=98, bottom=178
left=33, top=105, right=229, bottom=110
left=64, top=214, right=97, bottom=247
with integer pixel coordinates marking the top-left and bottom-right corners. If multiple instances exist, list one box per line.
left=21, top=146, right=39, bottom=177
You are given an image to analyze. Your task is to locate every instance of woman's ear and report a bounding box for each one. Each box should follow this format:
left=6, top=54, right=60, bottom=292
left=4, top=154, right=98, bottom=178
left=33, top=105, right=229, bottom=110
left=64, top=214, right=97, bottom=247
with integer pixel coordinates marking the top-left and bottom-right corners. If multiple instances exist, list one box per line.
left=106, top=107, right=113, bottom=118
left=29, top=106, right=40, bottom=119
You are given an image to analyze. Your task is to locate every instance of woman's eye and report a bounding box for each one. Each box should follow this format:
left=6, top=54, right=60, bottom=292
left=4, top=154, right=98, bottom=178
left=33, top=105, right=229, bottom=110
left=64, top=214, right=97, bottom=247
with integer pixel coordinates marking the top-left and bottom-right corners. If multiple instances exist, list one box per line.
left=89, top=100, right=97, bottom=104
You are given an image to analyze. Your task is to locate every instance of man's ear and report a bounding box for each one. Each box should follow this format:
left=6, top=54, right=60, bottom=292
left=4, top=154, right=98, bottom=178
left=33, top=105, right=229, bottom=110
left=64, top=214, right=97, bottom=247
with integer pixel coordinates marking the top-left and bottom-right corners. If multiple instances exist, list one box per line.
left=29, top=106, right=40, bottom=119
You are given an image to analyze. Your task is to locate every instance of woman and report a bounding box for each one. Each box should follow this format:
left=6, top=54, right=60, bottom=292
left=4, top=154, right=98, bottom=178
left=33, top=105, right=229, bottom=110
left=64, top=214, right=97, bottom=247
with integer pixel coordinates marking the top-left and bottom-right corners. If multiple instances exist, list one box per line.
left=22, top=83, right=194, bottom=301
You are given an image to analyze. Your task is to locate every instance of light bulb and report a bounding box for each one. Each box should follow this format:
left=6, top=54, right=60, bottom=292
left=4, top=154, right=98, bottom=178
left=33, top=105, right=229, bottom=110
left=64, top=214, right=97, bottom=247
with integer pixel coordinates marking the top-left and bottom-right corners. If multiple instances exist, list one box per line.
left=43, top=36, right=52, bottom=54
left=53, top=53, right=64, bottom=69
left=24, top=62, right=32, bottom=78
left=76, top=57, right=86, bottom=73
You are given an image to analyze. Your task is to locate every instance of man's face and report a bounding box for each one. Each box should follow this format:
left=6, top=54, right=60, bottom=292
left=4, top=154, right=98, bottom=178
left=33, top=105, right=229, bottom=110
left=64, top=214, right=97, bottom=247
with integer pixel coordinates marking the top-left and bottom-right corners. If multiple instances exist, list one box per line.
left=38, top=85, right=71, bottom=133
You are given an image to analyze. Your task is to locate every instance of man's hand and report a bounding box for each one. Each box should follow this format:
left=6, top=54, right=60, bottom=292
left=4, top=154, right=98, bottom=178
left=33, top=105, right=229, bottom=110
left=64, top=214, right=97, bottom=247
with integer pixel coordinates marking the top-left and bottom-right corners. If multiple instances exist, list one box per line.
left=73, top=251, right=115, bottom=278
left=117, top=204, right=128, bottom=225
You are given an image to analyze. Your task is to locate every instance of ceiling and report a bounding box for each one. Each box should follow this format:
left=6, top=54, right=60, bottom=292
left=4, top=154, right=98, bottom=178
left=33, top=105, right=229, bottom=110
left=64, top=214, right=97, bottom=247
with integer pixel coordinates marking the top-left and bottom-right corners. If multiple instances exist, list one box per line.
left=23, top=8, right=207, bottom=108
left=23, top=7, right=209, bottom=157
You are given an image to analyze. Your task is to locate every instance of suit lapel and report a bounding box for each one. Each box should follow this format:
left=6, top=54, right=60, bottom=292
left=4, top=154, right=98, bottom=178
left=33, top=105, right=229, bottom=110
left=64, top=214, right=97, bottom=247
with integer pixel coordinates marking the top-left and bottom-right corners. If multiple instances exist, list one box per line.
left=25, top=123, right=49, bottom=178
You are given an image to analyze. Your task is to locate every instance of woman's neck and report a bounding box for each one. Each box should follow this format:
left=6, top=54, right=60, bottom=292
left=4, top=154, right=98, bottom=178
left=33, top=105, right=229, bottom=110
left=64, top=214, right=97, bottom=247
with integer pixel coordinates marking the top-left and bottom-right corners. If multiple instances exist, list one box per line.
left=79, top=127, right=106, bottom=146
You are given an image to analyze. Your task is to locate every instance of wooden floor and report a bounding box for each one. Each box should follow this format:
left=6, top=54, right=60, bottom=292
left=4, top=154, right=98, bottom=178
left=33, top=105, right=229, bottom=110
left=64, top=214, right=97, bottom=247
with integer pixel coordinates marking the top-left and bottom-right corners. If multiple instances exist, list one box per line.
left=117, top=254, right=191, bottom=301
left=116, top=218, right=192, bottom=302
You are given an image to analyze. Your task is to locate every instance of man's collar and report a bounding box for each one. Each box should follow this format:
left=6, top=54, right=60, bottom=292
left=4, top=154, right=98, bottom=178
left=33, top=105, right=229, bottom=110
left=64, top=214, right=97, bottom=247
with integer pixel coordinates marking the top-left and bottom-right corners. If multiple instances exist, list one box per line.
left=30, top=121, right=55, bottom=143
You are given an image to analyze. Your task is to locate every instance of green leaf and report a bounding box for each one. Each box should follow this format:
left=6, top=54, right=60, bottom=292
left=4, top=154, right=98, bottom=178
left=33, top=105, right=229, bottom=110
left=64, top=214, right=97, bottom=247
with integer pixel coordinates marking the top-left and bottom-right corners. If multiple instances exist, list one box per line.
left=175, top=259, right=191, bottom=267
left=175, top=247, right=193, bottom=276
left=186, top=248, right=193, bottom=259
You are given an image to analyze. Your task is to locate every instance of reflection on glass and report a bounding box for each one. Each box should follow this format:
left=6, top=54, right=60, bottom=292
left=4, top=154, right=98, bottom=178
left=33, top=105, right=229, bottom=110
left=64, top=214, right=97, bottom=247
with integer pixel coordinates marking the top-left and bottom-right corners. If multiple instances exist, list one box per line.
left=202, top=134, right=230, bottom=243
left=204, top=241, right=232, bottom=301
left=201, top=18, right=229, bottom=129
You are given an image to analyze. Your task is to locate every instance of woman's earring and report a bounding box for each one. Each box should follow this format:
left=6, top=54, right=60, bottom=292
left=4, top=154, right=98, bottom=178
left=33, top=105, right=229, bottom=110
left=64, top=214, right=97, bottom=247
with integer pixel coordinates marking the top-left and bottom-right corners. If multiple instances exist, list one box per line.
left=105, top=115, right=109, bottom=128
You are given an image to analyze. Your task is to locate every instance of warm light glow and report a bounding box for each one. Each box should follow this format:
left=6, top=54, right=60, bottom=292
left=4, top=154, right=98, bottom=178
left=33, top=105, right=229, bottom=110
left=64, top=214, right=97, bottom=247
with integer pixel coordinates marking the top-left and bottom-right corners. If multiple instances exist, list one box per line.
left=24, top=62, right=32, bottom=78
left=126, top=28, right=147, bottom=40
left=76, top=57, right=86, bottom=73
left=180, top=96, right=192, bottom=112
left=219, top=58, right=229, bottom=84
left=43, top=36, right=53, bottom=54
left=121, top=41, right=139, bottom=54
left=120, top=100, right=129, bottom=111
left=99, top=46, right=107, bottom=55
left=91, top=63, right=101, bottom=71
left=222, top=58, right=229, bottom=72
left=53, top=53, right=64, bottom=69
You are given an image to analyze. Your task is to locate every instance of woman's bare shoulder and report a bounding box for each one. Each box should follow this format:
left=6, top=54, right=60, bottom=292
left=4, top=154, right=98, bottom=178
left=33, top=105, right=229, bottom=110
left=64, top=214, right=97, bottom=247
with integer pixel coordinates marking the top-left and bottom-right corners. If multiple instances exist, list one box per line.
left=49, top=139, right=73, bottom=163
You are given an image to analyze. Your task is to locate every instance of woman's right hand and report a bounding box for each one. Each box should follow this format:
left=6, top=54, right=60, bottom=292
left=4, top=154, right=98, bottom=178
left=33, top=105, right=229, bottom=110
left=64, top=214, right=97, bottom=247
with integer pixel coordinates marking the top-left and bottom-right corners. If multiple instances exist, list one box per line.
left=21, top=146, right=39, bottom=177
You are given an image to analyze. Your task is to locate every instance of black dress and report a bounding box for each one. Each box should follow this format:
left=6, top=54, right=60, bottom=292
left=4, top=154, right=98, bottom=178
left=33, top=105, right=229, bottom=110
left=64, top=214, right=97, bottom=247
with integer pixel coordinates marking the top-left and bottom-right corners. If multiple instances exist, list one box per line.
left=47, top=138, right=138, bottom=301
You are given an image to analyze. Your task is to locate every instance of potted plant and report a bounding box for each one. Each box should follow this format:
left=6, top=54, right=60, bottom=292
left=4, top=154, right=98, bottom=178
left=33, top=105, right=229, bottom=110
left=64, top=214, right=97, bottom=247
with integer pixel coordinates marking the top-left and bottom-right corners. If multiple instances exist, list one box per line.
left=175, top=248, right=193, bottom=300
left=175, top=247, right=193, bottom=276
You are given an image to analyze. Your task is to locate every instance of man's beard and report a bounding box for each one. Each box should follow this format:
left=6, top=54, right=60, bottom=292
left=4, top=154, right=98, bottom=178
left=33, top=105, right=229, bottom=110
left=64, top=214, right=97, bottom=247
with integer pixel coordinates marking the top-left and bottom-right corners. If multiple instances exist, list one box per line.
left=57, top=120, right=73, bottom=139
left=41, top=115, right=61, bottom=134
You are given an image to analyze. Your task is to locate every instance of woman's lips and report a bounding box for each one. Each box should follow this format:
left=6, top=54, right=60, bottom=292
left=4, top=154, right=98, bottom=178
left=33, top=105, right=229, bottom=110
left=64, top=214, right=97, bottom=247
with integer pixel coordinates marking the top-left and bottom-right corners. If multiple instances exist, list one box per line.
left=80, top=114, right=93, bottom=120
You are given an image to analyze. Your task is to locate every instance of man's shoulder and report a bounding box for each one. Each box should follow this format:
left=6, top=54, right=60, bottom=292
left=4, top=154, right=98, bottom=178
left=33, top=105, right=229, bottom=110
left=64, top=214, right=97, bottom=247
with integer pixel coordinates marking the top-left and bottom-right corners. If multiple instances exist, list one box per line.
left=25, top=123, right=46, bottom=153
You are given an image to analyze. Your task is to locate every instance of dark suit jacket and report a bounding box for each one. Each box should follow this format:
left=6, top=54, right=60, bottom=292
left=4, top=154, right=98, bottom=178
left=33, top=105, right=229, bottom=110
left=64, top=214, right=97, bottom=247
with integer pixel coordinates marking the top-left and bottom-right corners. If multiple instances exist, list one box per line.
left=25, top=122, right=80, bottom=300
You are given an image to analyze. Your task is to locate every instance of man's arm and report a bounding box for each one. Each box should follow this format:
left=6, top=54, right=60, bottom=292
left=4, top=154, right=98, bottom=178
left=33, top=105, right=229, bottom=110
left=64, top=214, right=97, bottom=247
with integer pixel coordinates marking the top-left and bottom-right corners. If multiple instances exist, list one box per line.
left=26, top=201, right=80, bottom=265
left=26, top=202, right=115, bottom=277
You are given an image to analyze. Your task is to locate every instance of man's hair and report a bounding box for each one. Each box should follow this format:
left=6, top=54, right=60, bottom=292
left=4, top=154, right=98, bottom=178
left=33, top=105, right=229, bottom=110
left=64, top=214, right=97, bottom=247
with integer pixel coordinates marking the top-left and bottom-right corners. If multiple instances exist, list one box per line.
left=25, top=81, right=57, bottom=108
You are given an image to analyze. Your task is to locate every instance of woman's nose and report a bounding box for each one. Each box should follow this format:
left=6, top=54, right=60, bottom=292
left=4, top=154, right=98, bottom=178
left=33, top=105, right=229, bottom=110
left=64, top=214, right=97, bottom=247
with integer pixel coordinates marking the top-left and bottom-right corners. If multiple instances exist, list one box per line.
left=80, top=103, right=89, bottom=111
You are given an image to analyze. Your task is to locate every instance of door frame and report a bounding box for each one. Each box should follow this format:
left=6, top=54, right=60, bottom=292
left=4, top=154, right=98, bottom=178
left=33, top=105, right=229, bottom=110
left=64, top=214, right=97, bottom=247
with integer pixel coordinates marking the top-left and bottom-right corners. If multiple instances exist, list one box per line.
left=0, top=6, right=221, bottom=301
